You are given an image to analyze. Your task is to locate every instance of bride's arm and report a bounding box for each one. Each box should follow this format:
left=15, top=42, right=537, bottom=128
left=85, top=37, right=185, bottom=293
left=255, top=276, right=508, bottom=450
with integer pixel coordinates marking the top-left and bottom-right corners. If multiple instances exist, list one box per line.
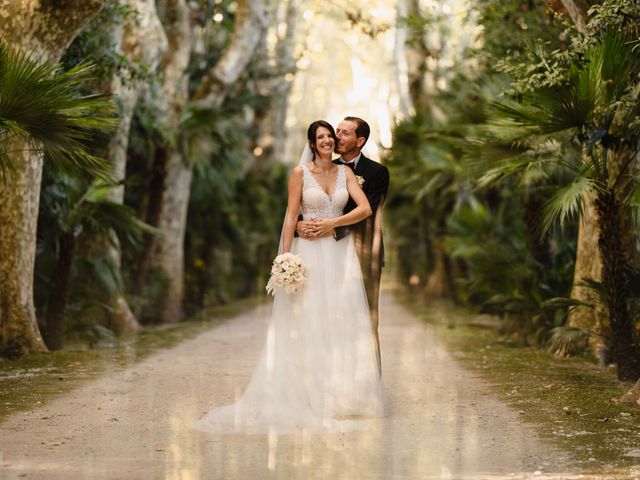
left=281, top=167, right=304, bottom=253
left=312, top=168, right=372, bottom=237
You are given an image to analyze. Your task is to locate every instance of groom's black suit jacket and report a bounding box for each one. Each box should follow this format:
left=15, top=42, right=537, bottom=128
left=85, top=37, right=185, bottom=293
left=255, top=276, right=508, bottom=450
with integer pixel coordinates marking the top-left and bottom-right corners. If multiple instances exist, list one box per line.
left=334, top=154, right=390, bottom=265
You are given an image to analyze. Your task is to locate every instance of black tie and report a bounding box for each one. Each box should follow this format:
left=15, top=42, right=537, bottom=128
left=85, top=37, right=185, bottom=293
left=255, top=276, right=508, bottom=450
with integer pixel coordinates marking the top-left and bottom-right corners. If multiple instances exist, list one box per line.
left=341, top=161, right=355, bottom=171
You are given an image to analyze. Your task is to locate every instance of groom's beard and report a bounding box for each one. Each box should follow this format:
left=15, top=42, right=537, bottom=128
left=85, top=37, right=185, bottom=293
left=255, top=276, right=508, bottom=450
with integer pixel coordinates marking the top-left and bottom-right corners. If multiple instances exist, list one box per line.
left=336, top=144, right=355, bottom=156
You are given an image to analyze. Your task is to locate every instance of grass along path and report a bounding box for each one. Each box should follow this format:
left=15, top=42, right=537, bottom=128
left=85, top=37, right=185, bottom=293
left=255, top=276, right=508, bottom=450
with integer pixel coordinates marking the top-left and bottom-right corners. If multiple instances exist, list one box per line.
left=412, top=296, right=640, bottom=478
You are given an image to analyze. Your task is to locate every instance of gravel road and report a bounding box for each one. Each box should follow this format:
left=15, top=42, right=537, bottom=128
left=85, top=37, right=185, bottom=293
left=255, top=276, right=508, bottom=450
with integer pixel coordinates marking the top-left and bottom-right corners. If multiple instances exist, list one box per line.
left=0, top=292, right=578, bottom=479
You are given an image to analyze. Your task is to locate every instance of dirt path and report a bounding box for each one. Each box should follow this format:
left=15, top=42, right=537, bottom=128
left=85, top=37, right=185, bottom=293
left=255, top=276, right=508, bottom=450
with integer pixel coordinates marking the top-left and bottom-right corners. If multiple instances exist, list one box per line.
left=0, top=292, right=577, bottom=479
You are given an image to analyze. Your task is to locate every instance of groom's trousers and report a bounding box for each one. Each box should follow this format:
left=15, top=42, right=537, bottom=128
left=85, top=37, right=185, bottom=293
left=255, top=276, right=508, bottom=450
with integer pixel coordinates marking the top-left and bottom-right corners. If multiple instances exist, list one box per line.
left=352, top=208, right=384, bottom=375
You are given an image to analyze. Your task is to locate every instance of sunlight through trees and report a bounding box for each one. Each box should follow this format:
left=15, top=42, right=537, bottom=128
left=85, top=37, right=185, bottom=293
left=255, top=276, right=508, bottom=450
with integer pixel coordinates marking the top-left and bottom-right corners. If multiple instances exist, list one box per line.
left=1, top=0, right=640, bottom=403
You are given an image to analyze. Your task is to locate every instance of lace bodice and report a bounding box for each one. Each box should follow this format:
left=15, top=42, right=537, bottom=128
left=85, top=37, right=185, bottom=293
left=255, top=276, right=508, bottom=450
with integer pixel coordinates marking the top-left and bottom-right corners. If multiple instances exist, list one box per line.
left=301, top=164, right=348, bottom=219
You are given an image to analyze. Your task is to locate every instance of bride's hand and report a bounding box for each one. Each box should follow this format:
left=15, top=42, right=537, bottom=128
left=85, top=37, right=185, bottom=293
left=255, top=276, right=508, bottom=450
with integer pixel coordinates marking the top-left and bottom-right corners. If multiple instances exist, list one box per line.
left=296, top=220, right=314, bottom=239
left=309, top=218, right=336, bottom=238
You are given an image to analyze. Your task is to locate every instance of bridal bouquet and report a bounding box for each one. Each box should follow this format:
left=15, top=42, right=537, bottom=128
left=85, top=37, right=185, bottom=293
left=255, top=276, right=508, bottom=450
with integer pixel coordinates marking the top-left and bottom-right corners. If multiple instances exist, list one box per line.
left=266, top=253, right=308, bottom=296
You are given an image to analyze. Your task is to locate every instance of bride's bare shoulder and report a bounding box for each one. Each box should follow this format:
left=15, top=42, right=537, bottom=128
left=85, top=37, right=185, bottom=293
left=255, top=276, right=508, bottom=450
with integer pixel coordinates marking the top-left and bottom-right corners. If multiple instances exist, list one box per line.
left=289, top=165, right=304, bottom=183
left=342, top=165, right=356, bottom=178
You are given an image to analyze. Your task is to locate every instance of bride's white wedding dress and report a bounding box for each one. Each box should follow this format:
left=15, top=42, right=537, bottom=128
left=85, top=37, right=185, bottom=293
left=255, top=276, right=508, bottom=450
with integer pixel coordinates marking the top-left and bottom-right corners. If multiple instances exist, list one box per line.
left=193, top=164, right=384, bottom=434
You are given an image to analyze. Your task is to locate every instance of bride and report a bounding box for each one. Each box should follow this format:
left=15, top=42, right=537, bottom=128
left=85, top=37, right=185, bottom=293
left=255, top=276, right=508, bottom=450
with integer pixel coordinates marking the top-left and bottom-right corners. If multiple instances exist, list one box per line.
left=193, top=120, right=384, bottom=434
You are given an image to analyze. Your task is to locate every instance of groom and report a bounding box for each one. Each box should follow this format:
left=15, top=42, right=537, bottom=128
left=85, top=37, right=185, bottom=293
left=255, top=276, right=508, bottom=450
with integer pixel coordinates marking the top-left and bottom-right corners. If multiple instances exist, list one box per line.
left=298, top=116, right=390, bottom=372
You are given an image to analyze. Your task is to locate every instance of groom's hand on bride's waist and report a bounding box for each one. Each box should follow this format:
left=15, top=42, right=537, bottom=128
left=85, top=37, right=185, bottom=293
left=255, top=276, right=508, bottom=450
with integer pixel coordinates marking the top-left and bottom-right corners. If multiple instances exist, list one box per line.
left=296, top=219, right=313, bottom=239
left=296, top=219, right=335, bottom=239
left=309, top=218, right=336, bottom=238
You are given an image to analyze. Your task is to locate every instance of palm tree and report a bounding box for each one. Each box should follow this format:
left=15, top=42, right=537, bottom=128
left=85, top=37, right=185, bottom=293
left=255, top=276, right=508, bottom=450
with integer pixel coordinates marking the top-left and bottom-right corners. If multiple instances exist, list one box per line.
left=0, top=42, right=115, bottom=355
left=479, top=32, right=640, bottom=381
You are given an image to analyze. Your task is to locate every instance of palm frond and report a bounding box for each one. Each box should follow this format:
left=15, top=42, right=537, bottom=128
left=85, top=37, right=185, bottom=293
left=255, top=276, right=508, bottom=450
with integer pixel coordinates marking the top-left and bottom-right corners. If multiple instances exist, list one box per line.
left=547, top=326, right=590, bottom=357
left=595, top=31, right=638, bottom=105
left=485, top=32, right=637, bottom=146
left=541, top=172, right=598, bottom=234
left=541, top=296, right=594, bottom=311
left=75, top=255, right=124, bottom=297
left=79, top=199, right=156, bottom=249
left=0, top=43, right=115, bottom=180
left=487, top=84, right=594, bottom=142
left=477, top=154, right=563, bottom=189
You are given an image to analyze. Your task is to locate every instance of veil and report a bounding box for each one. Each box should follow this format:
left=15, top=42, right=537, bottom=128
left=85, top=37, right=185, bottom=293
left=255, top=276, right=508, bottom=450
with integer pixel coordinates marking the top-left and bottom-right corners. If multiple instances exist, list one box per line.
left=276, top=143, right=314, bottom=254
left=297, top=143, right=314, bottom=167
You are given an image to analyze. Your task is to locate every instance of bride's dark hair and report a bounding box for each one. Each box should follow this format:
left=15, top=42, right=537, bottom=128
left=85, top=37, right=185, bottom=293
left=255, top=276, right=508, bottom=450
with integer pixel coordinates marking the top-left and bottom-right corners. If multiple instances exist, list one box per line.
left=307, top=120, right=337, bottom=159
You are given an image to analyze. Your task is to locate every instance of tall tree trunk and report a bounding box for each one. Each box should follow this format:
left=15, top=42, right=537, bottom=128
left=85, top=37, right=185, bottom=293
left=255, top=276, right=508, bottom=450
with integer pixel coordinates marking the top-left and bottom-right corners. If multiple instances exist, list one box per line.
left=547, top=4, right=606, bottom=356
left=567, top=198, right=606, bottom=361
left=423, top=246, right=450, bottom=299
left=133, top=145, right=169, bottom=304
left=143, top=0, right=193, bottom=323
left=101, top=0, right=167, bottom=333
left=44, top=233, right=75, bottom=350
left=404, top=0, right=430, bottom=114
left=0, top=1, right=107, bottom=61
left=195, top=230, right=215, bottom=308
left=423, top=214, right=453, bottom=300
left=596, top=189, right=640, bottom=381
left=262, top=0, right=298, bottom=163
left=191, top=0, right=268, bottom=106
left=0, top=144, right=48, bottom=355
left=551, top=1, right=605, bottom=33
left=146, top=0, right=267, bottom=323
left=420, top=199, right=435, bottom=276
left=0, top=0, right=107, bottom=355
left=149, top=148, right=193, bottom=322
left=103, top=82, right=141, bottom=334
left=557, top=0, right=591, bottom=32
left=393, top=0, right=415, bottom=120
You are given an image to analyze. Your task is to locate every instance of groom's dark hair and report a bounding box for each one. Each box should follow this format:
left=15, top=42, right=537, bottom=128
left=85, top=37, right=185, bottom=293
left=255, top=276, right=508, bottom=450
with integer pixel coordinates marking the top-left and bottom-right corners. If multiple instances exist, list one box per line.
left=344, top=116, right=370, bottom=146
